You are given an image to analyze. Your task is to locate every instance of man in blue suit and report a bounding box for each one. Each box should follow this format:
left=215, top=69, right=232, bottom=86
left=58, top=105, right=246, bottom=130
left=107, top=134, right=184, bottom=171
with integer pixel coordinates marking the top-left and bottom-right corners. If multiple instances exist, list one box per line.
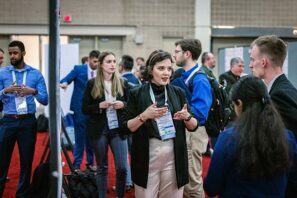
left=119, top=55, right=139, bottom=86
left=60, top=50, right=100, bottom=171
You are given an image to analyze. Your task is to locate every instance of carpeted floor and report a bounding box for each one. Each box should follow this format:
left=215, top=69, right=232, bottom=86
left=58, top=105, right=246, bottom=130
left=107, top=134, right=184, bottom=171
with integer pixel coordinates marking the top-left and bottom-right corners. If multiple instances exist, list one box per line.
left=3, top=132, right=210, bottom=198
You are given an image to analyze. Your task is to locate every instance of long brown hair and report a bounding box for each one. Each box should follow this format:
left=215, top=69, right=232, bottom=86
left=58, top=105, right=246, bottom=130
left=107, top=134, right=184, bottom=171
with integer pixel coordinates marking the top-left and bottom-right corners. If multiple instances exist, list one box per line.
left=91, top=51, right=124, bottom=99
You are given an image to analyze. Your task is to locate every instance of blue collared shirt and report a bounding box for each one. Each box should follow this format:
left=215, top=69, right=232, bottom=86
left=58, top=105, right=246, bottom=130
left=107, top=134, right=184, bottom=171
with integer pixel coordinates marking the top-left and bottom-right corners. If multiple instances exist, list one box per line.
left=0, top=64, right=48, bottom=114
left=181, top=64, right=212, bottom=125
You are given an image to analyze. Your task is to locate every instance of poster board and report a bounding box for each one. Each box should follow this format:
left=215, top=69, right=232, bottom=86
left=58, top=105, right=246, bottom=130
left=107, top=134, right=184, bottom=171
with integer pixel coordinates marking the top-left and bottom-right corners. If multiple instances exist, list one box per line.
left=43, top=44, right=79, bottom=116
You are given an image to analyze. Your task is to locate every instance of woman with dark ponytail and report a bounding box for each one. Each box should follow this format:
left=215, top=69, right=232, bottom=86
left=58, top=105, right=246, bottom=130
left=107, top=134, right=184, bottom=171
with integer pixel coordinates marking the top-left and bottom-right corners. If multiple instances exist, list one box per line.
left=204, top=75, right=297, bottom=197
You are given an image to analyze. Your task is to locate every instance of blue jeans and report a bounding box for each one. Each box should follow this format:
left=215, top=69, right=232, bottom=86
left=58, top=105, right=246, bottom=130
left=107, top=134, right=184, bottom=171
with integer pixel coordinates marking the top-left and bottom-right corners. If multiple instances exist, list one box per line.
left=73, top=112, right=94, bottom=169
left=92, top=131, right=128, bottom=198
left=0, top=115, right=37, bottom=197
left=126, top=139, right=132, bottom=186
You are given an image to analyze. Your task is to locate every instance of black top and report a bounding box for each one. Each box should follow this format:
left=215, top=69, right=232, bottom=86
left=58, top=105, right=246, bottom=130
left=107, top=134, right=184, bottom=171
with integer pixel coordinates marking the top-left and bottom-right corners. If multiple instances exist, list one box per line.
left=149, top=83, right=166, bottom=139
left=219, top=70, right=240, bottom=94
left=151, top=83, right=165, bottom=106
left=120, top=83, right=197, bottom=188
left=82, top=78, right=130, bottom=139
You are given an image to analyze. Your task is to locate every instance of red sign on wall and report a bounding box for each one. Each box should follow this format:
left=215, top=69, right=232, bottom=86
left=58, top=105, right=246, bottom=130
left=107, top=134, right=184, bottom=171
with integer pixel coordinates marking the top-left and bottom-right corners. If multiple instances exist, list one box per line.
left=63, top=15, right=72, bottom=22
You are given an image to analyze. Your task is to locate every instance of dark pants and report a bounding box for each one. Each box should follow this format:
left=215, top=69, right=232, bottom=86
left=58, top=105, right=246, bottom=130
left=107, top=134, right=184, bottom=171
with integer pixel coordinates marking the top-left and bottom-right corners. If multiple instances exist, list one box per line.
left=126, top=135, right=132, bottom=186
left=286, top=157, right=297, bottom=198
left=0, top=115, right=37, bottom=198
left=92, top=129, right=128, bottom=198
left=73, top=112, right=94, bottom=169
left=210, top=137, right=218, bottom=148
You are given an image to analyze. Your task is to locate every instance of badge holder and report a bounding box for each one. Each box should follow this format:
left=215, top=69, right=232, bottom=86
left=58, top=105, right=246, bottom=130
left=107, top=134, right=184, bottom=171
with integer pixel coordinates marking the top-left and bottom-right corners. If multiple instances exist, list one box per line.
left=155, top=110, right=176, bottom=140
left=149, top=84, right=176, bottom=140
left=12, top=70, right=28, bottom=115
left=106, top=107, right=119, bottom=129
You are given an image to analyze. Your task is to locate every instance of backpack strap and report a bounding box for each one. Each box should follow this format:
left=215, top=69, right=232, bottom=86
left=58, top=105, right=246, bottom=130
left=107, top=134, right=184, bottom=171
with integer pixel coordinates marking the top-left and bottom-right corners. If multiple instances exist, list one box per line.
left=185, top=65, right=202, bottom=85
left=188, top=70, right=208, bottom=93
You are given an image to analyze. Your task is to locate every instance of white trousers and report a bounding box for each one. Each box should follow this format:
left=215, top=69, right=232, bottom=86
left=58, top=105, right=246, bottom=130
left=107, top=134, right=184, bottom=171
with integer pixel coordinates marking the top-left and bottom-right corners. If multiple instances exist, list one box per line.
left=135, top=138, right=184, bottom=198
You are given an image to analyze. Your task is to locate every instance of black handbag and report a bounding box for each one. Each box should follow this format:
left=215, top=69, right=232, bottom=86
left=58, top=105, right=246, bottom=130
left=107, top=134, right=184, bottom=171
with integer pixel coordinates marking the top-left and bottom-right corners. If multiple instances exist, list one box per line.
left=61, top=116, right=98, bottom=198
left=64, top=170, right=98, bottom=198
left=36, top=114, right=49, bottom=132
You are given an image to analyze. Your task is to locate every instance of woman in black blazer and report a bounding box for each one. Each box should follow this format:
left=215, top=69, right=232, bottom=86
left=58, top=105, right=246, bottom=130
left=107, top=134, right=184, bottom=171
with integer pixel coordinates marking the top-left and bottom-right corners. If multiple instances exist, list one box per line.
left=121, top=50, right=198, bottom=198
left=82, top=51, right=129, bottom=198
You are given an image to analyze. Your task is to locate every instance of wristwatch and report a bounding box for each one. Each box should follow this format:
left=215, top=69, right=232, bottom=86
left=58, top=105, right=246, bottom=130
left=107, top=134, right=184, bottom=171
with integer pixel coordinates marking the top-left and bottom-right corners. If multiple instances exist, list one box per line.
left=33, top=89, right=38, bottom=96
left=185, top=114, right=192, bottom=122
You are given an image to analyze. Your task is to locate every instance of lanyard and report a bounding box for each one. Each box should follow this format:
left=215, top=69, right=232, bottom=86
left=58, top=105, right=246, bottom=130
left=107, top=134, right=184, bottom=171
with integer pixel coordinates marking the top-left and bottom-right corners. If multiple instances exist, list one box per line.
left=185, top=64, right=202, bottom=85
left=12, top=70, right=27, bottom=86
left=149, top=83, right=176, bottom=140
left=149, top=84, right=168, bottom=105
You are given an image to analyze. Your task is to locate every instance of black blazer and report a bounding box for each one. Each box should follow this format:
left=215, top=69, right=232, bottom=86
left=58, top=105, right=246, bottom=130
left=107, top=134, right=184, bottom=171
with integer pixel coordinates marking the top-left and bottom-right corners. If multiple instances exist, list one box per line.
left=219, top=70, right=240, bottom=94
left=269, top=74, right=297, bottom=137
left=121, top=83, right=196, bottom=189
left=82, top=78, right=130, bottom=139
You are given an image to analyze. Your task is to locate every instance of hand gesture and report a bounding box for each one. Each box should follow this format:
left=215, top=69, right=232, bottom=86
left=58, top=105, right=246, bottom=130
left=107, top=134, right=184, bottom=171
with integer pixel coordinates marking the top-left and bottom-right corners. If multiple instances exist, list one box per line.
left=19, top=85, right=36, bottom=96
left=173, top=104, right=191, bottom=120
left=4, top=83, right=22, bottom=95
left=112, top=100, right=124, bottom=109
left=141, top=103, right=168, bottom=120
left=60, top=83, right=68, bottom=90
left=99, top=101, right=112, bottom=109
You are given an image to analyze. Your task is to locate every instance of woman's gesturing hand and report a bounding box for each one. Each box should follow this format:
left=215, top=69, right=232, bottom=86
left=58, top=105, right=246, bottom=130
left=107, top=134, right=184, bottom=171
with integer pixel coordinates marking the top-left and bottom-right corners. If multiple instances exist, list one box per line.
left=173, top=104, right=191, bottom=120
left=141, top=102, right=168, bottom=120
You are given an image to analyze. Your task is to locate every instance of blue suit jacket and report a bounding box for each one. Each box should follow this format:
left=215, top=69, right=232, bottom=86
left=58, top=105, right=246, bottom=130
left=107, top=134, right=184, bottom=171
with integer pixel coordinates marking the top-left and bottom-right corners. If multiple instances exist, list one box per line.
left=60, top=64, right=88, bottom=112
left=122, top=72, right=139, bottom=86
